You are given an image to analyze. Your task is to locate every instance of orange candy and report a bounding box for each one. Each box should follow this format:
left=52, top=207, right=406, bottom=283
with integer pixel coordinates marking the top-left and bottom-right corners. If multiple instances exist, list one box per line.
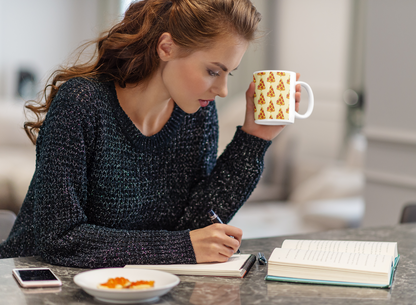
left=98, top=277, right=155, bottom=289
left=100, top=277, right=131, bottom=289
left=131, top=280, right=155, bottom=288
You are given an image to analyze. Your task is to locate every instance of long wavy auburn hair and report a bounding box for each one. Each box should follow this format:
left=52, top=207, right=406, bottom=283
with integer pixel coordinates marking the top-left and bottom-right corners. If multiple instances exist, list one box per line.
left=24, top=0, right=261, bottom=144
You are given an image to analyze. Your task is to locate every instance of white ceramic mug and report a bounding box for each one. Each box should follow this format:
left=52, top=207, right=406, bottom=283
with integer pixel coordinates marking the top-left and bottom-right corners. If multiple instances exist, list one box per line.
left=253, top=70, right=314, bottom=125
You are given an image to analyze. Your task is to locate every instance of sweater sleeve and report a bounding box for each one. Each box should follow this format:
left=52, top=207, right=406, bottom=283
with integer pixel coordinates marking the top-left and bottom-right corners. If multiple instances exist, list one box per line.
left=175, top=103, right=272, bottom=230
left=34, top=80, right=196, bottom=268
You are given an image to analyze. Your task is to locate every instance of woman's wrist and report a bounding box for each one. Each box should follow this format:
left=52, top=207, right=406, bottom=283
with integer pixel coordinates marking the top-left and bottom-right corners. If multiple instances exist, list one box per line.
left=240, top=123, right=284, bottom=141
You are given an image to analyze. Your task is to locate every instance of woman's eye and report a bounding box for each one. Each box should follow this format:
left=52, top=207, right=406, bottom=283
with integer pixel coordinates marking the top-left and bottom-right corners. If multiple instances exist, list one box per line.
left=207, top=69, right=220, bottom=77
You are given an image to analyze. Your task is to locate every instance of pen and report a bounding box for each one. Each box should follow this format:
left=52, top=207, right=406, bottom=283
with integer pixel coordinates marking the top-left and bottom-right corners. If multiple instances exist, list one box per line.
left=208, top=210, right=241, bottom=254
left=257, top=252, right=267, bottom=265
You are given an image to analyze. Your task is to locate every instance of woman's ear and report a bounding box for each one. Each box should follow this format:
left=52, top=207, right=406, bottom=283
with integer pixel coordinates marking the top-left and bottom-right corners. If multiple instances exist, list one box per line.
left=157, top=32, right=177, bottom=62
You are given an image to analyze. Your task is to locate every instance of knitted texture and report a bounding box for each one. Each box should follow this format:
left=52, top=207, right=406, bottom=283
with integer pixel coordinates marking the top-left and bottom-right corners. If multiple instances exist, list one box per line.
left=0, top=77, right=271, bottom=268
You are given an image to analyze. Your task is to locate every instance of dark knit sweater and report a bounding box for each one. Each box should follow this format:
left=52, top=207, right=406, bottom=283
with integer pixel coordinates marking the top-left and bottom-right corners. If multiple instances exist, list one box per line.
left=0, top=77, right=271, bottom=268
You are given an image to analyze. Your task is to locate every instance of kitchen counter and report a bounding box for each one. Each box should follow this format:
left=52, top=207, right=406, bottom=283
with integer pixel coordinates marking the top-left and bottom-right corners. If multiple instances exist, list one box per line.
left=1, top=223, right=415, bottom=304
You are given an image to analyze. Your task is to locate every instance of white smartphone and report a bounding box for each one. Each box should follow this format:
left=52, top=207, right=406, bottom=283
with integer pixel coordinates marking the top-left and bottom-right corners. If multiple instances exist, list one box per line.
left=12, top=268, right=62, bottom=288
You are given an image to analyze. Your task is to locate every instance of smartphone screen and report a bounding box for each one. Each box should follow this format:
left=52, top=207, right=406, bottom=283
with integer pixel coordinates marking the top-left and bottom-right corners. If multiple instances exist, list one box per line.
left=13, top=268, right=62, bottom=288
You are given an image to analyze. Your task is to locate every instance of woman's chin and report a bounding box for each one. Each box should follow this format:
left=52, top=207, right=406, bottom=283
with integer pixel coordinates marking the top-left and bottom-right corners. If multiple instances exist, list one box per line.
left=177, top=100, right=211, bottom=114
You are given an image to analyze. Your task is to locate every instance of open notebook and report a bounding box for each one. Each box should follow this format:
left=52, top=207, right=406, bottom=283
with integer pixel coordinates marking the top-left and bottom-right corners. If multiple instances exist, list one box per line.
left=124, top=254, right=256, bottom=278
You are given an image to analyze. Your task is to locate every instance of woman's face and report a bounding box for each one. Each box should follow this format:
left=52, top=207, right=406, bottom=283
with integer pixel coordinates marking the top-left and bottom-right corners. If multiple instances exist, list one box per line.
left=160, top=36, right=249, bottom=114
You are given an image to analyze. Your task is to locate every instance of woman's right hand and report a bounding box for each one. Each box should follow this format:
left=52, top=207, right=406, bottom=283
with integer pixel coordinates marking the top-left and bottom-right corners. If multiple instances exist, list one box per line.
left=189, top=224, right=242, bottom=263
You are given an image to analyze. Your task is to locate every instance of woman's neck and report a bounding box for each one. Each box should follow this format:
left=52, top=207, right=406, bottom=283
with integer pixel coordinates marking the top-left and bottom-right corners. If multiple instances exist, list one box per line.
left=115, top=71, right=174, bottom=137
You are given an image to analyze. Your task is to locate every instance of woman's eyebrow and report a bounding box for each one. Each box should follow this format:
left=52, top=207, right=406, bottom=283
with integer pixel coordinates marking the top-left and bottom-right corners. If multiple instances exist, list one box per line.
left=211, top=62, right=239, bottom=72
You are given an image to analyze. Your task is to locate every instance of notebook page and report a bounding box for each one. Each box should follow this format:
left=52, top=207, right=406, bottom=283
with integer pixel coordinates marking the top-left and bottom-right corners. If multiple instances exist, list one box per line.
left=282, top=240, right=397, bottom=257
left=270, top=248, right=392, bottom=273
left=125, top=254, right=251, bottom=272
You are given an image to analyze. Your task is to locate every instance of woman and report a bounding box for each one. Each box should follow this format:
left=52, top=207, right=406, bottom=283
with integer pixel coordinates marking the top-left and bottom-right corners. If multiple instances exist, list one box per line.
left=0, top=0, right=301, bottom=268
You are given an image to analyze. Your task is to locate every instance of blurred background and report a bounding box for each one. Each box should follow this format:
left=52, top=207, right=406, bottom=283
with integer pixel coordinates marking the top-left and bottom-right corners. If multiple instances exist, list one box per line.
left=0, top=0, right=415, bottom=239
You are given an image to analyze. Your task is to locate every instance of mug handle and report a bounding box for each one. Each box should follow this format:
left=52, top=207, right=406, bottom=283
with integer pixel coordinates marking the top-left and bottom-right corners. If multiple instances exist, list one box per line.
left=295, top=81, right=314, bottom=119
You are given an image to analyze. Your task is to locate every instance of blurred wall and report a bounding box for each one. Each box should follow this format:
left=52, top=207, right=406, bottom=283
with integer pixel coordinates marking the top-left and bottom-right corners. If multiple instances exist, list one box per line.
left=0, top=0, right=120, bottom=104
left=362, top=0, right=416, bottom=226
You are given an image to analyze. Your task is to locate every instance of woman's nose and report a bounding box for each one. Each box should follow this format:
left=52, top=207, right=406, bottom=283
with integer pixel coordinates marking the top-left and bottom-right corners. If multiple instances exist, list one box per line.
left=213, top=78, right=228, bottom=98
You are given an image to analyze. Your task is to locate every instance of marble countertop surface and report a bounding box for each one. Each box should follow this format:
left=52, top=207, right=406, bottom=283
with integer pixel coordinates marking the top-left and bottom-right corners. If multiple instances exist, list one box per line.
left=1, top=223, right=415, bottom=305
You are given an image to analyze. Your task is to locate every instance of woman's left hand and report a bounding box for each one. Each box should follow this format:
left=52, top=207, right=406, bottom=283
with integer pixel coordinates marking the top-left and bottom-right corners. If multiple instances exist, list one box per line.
left=241, top=73, right=301, bottom=141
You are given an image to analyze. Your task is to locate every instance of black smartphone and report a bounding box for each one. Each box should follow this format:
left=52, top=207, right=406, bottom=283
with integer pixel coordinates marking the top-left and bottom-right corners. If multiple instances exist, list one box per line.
left=12, top=268, right=62, bottom=288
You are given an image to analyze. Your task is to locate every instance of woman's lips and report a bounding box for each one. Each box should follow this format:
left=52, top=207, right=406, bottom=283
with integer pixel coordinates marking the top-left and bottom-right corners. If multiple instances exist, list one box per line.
left=198, top=99, right=213, bottom=107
